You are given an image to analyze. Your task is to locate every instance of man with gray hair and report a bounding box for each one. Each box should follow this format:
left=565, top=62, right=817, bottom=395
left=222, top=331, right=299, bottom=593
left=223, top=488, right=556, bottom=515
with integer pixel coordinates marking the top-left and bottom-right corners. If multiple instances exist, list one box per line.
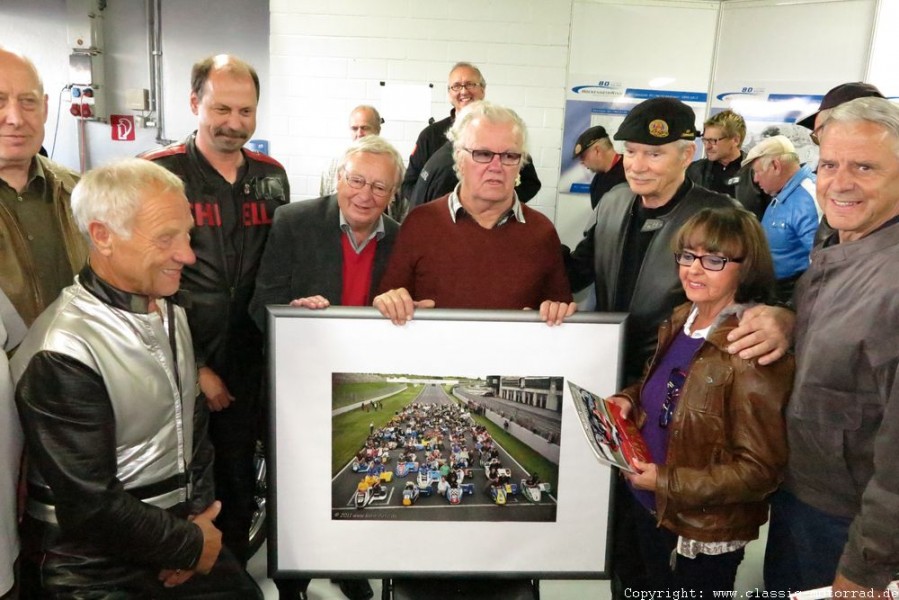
left=563, top=97, right=794, bottom=597
left=400, top=62, right=486, bottom=203
left=11, top=158, right=260, bottom=598
left=374, top=100, right=569, bottom=599
left=252, top=134, right=403, bottom=600
left=253, top=134, right=402, bottom=323
left=764, top=96, right=899, bottom=597
left=375, top=100, right=573, bottom=327
left=742, top=134, right=819, bottom=301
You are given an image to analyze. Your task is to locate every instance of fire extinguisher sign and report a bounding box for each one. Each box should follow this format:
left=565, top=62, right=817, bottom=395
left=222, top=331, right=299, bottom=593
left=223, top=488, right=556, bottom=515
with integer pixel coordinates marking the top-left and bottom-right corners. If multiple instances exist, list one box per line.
left=110, top=115, right=135, bottom=141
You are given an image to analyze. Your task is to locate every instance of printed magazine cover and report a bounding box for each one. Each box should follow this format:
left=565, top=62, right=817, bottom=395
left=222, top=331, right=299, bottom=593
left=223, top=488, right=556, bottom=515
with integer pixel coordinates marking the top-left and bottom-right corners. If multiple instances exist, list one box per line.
left=568, top=381, right=652, bottom=474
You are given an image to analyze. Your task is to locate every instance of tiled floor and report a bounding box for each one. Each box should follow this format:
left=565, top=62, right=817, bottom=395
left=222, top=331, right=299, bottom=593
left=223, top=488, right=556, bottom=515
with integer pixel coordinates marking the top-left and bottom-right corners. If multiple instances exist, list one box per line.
left=249, top=524, right=767, bottom=599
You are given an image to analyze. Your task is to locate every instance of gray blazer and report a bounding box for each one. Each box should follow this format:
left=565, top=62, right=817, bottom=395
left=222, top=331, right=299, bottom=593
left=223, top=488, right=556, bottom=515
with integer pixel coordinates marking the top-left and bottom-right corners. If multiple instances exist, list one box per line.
left=249, top=195, right=399, bottom=330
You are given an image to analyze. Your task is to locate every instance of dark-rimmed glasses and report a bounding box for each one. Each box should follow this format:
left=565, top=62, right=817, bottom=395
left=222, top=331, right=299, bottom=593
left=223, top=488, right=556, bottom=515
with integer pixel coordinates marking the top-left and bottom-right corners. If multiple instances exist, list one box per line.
left=343, top=172, right=392, bottom=199
left=448, top=82, right=483, bottom=93
left=462, top=148, right=523, bottom=166
left=674, top=251, right=743, bottom=272
left=661, top=368, right=687, bottom=428
left=701, top=136, right=726, bottom=145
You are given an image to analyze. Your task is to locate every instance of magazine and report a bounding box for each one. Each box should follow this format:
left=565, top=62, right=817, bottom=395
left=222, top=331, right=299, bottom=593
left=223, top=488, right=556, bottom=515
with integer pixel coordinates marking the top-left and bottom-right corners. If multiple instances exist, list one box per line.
left=568, top=381, right=652, bottom=474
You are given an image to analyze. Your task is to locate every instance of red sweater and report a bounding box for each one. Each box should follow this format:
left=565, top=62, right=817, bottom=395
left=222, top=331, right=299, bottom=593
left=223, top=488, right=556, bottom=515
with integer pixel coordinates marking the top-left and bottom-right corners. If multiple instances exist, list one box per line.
left=340, top=235, right=377, bottom=306
left=378, top=198, right=572, bottom=309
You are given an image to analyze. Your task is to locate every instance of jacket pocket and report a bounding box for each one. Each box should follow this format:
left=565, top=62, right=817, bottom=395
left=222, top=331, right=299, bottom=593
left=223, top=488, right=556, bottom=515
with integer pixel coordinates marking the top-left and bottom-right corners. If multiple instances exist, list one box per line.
left=685, top=360, right=733, bottom=415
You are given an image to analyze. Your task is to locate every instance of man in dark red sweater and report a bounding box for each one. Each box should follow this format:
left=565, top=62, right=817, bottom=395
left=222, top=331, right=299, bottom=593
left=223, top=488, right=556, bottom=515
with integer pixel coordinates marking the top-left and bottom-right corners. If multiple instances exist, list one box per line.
left=374, top=101, right=573, bottom=325
left=373, top=102, right=573, bottom=598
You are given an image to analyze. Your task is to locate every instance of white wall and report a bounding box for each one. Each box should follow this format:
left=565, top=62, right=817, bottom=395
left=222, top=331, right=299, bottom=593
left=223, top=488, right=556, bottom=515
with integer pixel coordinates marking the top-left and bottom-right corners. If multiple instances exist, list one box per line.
left=0, top=0, right=270, bottom=171
left=268, top=0, right=573, bottom=220
left=557, top=0, right=720, bottom=247
left=0, top=0, right=888, bottom=224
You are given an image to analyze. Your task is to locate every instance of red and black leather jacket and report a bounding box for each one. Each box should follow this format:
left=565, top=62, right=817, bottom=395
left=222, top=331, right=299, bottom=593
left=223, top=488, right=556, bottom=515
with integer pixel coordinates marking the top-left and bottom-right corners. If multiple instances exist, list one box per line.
left=142, top=133, right=289, bottom=398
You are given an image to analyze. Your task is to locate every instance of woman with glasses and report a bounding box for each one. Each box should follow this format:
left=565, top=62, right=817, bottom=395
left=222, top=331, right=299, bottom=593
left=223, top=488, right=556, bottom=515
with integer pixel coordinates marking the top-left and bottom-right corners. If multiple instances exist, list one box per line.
left=608, top=206, right=793, bottom=595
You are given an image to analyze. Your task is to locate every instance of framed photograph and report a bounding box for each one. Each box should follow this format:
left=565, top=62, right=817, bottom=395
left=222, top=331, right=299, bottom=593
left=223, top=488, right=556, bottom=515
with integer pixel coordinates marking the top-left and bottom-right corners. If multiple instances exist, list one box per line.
left=267, top=307, right=626, bottom=579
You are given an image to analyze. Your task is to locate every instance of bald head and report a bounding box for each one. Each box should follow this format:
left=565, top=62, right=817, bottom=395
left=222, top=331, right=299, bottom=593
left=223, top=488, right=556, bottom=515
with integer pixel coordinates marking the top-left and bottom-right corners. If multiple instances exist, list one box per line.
left=0, top=49, right=49, bottom=182
left=349, top=105, right=381, bottom=140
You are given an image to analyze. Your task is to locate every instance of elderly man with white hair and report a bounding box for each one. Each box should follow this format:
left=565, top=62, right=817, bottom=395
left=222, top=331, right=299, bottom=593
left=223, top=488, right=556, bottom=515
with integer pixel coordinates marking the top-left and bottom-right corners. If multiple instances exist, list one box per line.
left=764, top=96, right=899, bottom=598
left=374, top=100, right=574, bottom=327
left=11, top=158, right=261, bottom=599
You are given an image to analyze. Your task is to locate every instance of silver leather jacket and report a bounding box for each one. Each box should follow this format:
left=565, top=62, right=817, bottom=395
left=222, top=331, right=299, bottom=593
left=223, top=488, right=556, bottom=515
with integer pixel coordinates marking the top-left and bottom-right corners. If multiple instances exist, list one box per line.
left=11, top=266, right=214, bottom=591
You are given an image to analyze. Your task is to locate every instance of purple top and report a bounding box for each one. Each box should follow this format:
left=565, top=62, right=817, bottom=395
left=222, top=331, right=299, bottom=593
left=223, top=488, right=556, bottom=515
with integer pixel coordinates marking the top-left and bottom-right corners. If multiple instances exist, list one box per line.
left=630, top=330, right=704, bottom=513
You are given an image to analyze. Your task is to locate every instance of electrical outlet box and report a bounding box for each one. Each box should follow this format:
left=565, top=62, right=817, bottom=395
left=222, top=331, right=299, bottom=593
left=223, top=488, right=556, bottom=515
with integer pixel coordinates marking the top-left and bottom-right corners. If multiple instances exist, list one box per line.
left=126, top=88, right=150, bottom=111
left=67, top=51, right=105, bottom=120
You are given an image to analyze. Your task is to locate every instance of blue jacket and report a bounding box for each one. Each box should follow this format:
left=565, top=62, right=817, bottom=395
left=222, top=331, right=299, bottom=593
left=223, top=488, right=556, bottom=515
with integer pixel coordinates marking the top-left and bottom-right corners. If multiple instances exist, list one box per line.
left=762, top=164, right=819, bottom=280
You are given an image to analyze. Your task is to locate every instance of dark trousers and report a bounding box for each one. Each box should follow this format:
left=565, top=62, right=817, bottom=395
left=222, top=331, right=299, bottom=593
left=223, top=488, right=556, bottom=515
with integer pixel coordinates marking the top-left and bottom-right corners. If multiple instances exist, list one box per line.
left=630, top=493, right=744, bottom=597
left=273, top=578, right=309, bottom=599
left=208, top=393, right=260, bottom=566
left=20, top=542, right=261, bottom=600
left=764, top=489, right=851, bottom=594
left=388, top=578, right=537, bottom=600
left=610, top=477, right=647, bottom=598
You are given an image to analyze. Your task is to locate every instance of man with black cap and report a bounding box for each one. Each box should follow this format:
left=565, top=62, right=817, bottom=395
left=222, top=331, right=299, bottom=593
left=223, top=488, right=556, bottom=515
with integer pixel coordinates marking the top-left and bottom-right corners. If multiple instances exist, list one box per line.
left=566, top=97, right=791, bottom=385
left=798, top=82, right=885, bottom=244
left=564, top=97, right=795, bottom=597
left=797, top=81, right=884, bottom=133
left=573, top=125, right=626, bottom=210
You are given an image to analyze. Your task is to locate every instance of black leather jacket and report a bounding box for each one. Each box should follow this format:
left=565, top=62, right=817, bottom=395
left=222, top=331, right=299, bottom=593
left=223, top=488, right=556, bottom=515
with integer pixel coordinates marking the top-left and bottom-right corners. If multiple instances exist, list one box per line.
left=566, top=181, right=737, bottom=383
left=11, top=266, right=213, bottom=594
left=142, top=134, right=289, bottom=397
left=686, top=153, right=770, bottom=220
left=401, top=111, right=455, bottom=202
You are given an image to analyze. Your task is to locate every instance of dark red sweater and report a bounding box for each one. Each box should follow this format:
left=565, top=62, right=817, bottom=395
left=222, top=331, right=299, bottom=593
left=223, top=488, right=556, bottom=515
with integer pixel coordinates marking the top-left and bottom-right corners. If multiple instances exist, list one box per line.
left=340, top=235, right=377, bottom=306
left=378, top=197, right=572, bottom=309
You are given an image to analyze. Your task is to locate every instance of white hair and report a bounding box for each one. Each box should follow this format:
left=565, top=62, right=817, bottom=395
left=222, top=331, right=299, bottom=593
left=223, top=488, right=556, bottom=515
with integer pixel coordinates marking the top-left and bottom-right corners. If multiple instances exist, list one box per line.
left=71, top=158, right=185, bottom=241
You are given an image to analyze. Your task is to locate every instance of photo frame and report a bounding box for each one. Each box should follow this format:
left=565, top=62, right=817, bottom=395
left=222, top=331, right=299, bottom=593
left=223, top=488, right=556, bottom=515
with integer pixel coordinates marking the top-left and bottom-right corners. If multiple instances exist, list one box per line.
left=268, top=307, right=626, bottom=579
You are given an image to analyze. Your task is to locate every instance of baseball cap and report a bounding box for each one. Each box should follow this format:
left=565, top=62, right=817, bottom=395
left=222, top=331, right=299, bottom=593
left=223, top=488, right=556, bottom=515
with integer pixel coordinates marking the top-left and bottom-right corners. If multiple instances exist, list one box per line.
left=614, top=97, right=698, bottom=145
left=796, top=82, right=885, bottom=130
left=573, top=126, right=609, bottom=158
left=741, top=135, right=796, bottom=168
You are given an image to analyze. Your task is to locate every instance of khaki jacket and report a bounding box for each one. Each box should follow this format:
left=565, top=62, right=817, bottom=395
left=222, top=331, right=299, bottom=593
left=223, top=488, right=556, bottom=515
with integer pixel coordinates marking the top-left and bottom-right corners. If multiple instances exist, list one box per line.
left=0, top=156, right=88, bottom=325
left=620, top=302, right=794, bottom=542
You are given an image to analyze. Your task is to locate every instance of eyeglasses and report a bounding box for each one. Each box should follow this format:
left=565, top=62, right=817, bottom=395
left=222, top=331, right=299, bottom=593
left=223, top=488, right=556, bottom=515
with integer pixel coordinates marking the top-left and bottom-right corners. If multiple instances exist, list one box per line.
left=462, top=148, right=523, bottom=166
left=448, top=82, right=483, bottom=93
left=701, top=136, right=726, bottom=145
left=661, top=368, right=686, bottom=428
left=674, top=251, right=743, bottom=272
left=342, top=172, right=393, bottom=199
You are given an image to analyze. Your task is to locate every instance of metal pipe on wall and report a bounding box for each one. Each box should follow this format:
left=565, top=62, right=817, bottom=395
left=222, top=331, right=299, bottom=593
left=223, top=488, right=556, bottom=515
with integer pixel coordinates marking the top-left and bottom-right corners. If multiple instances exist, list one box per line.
left=147, top=0, right=171, bottom=145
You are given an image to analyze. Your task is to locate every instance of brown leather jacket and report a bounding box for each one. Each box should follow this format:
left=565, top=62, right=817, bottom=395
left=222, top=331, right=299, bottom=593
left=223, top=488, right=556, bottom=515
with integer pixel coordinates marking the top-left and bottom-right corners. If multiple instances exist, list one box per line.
left=619, top=302, right=793, bottom=542
left=0, top=156, right=87, bottom=325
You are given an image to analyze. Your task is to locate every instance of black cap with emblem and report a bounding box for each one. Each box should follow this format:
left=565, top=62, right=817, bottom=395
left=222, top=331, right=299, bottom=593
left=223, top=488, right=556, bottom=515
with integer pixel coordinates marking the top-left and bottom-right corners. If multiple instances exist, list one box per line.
left=613, top=97, right=698, bottom=145
left=572, top=125, right=610, bottom=158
